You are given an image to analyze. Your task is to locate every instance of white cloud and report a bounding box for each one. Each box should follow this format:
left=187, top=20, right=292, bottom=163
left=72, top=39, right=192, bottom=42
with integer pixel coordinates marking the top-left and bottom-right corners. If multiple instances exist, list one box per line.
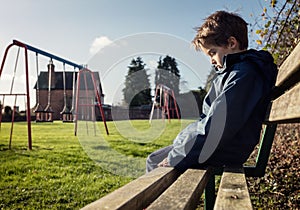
left=89, top=36, right=113, bottom=55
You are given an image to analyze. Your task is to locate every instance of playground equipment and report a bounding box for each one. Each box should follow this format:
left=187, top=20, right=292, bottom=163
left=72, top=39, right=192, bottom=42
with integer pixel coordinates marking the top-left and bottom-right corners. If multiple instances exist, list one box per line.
left=149, top=84, right=180, bottom=123
left=0, top=43, right=29, bottom=149
left=68, top=67, right=77, bottom=122
left=33, top=53, right=44, bottom=122
left=0, top=39, right=109, bottom=149
left=74, top=68, right=109, bottom=135
left=60, top=63, right=73, bottom=122
left=33, top=59, right=76, bottom=122
left=43, top=59, right=55, bottom=122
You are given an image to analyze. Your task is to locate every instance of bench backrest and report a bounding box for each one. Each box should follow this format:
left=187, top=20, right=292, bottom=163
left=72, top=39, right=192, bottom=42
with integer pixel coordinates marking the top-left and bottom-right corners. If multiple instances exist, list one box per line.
left=267, top=43, right=300, bottom=123
left=244, top=42, right=300, bottom=177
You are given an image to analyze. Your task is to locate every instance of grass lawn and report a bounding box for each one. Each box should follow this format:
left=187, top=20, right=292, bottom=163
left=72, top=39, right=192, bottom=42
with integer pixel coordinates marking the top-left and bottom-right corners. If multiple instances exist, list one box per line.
left=0, top=119, right=193, bottom=209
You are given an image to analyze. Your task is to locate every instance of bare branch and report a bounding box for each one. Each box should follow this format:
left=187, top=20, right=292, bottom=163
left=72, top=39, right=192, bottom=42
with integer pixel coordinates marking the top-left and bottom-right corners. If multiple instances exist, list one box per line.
left=272, top=0, right=297, bottom=53
left=266, top=0, right=288, bottom=45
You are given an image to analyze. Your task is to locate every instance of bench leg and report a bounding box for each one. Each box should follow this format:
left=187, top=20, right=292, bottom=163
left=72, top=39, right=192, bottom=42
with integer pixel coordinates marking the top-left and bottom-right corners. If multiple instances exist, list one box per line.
left=204, top=174, right=215, bottom=210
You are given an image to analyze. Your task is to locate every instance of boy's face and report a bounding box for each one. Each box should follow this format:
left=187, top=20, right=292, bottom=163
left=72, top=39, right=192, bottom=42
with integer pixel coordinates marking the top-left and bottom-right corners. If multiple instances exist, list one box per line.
left=200, top=37, right=243, bottom=69
left=200, top=44, right=233, bottom=69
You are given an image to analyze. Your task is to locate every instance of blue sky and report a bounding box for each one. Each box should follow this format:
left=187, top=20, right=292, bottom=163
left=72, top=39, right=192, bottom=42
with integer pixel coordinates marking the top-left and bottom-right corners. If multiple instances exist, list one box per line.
left=0, top=0, right=269, bottom=107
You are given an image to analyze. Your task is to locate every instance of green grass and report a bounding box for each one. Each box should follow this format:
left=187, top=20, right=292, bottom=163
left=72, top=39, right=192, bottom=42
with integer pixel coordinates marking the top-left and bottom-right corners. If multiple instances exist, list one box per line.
left=0, top=119, right=193, bottom=209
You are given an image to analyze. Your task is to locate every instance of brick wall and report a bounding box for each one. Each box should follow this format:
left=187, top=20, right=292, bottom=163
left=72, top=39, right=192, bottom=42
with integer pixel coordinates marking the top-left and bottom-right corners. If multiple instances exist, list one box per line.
left=37, top=89, right=73, bottom=120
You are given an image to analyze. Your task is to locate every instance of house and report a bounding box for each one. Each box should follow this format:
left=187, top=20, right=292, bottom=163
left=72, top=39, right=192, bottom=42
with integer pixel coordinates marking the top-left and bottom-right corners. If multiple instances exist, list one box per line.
left=33, top=60, right=104, bottom=121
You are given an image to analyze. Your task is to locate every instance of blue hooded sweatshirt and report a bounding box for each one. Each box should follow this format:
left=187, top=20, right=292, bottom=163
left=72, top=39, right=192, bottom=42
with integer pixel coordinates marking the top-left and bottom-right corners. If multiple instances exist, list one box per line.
left=167, top=49, right=278, bottom=172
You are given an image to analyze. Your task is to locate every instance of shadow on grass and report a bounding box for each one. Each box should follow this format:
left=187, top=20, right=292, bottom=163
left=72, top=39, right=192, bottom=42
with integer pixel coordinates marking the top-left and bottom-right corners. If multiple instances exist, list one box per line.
left=77, top=121, right=146, bottom=178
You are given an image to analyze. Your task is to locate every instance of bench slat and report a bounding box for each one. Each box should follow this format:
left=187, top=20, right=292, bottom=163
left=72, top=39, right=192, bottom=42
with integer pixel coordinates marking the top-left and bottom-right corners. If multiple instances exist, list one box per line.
left=267, top=81, right=300, bottom=123
left=81, top=167, right=180, bottom=210
left=276, top=43, right=300, bottom=87
left=214, top=167, right=252, bottom=210
left=147, top=168, right=212, bottom=210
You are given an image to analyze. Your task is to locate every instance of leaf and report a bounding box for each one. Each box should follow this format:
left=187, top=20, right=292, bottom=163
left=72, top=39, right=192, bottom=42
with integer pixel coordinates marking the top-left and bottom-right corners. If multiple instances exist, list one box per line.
left=265, top=21, right=272, bottom=28
left=256, top=40, right=263, bottom=45
left=271, top=0, right=277, bottom=8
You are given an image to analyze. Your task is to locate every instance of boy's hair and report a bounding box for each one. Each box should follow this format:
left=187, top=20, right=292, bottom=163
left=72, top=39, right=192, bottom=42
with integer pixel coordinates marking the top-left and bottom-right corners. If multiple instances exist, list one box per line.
left=193, top=11, right=248, bottom=50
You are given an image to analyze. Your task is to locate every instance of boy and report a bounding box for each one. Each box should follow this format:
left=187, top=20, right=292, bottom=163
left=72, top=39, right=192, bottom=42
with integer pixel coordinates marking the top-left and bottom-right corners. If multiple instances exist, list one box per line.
left=146, top=11, right=278, bottom=173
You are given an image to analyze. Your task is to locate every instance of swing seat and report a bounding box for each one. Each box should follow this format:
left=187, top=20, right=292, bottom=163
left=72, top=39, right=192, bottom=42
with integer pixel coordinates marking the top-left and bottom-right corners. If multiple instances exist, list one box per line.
left=44, top=104, right=54, bottom=122
left=33, top=103, right=45, bottom=122
left=33, top=103, right=44, bottom=112
left=44, top=104, right=54, bottom=113
left=60, top=105, right=73, bottom=122
left=60, top=105, right=71, bottom=114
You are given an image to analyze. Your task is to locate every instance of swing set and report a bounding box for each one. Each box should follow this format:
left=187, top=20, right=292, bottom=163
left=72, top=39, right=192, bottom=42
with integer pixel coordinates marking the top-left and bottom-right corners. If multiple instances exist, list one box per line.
left=74, top=68, right=109, bottom=136
left=149, top=84, right=180, bottom=123
left=34, top=58, right=78, bottom=123
left=0, top=39, right=109, bottom=150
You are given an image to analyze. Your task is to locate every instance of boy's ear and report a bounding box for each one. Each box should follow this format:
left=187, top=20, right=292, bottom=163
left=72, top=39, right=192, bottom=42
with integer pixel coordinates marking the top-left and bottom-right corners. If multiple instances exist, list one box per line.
left=227, top=36, right=238, bottom=49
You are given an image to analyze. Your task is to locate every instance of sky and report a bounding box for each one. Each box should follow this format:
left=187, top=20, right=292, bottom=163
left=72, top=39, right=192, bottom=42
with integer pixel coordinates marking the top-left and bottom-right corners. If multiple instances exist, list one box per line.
left=0, top=0, right=270, bottom=108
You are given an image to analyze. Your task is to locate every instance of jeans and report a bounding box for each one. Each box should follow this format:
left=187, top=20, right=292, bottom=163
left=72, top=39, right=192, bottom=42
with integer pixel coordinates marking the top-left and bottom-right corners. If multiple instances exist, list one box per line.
left=146, top=145, right=173, bottom=173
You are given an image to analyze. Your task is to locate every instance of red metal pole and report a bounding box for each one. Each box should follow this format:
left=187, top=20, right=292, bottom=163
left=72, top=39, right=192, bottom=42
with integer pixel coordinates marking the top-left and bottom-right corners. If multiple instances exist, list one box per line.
left=0, top=43, right=14, bottom=78
left=83, top=70, right=90, bottom=135
left=0, top=44, right=14, bottom=131
left=162, top=91, right=166, bottom=121
left=90, top=70, right=109, bottom=135
left=165, top=92, right=170, bottom=123
left=9, top=96, right=17, bottom=149
left=171, top=90, right=180, bottom=121
left=0, top=41, right=32, bottom=150
left=9, top=106, right=15, bottom=149
left=23, top=44, right=33, bottom=150
left=74, top=70, right=81, bottom=136
left=0, top=95, right=4, bottom=130
left=89, top=73, right=97, bottom=136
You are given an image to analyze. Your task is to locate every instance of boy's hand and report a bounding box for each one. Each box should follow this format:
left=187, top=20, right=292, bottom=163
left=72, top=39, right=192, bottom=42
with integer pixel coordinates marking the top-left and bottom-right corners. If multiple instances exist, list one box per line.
left=158, top=158, right=170, bottom=167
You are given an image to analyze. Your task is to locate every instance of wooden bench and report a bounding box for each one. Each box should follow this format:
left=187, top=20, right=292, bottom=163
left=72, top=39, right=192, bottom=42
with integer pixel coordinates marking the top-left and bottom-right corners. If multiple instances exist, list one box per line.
left=82, top=43, right=300, bottom=210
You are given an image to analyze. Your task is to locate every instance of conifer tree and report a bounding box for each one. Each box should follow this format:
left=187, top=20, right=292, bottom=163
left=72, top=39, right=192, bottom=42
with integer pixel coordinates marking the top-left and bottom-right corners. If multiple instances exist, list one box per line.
left=123, top=57, right=152, bottom=106
left=155, top=55, right=180, bottom=95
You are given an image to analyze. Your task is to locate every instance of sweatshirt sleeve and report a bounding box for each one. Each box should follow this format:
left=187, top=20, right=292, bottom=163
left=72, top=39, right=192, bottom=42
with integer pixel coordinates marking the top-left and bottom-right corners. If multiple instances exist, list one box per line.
left=167, top=66, right=264, bottom=172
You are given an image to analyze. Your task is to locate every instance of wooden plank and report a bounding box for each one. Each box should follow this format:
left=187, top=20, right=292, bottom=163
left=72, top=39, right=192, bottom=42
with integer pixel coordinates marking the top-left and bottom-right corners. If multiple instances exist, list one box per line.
left=266, top=81, right=300, bottom=123
left=276, top=42, right=300, bottom=87
left=214, top=167, right=252, bottom=210
left=81, top=167, right=180, bottom=210
left=147, top=168, right=212, bottom=210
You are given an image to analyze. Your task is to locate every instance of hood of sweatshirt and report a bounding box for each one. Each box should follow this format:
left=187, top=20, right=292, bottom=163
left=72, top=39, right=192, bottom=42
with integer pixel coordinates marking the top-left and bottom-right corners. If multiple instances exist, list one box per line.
left=217, top=49, right=278, bottom=88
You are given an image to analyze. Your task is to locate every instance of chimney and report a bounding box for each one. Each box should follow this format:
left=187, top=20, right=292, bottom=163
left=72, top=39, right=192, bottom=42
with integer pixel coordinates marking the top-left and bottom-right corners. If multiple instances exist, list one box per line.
left=47, top=59, right=55, bottom=89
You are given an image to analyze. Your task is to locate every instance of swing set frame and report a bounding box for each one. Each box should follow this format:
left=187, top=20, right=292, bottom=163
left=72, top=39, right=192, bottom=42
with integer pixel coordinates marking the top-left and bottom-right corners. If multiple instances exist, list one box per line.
left=149, top=84, right=180, bottom=123
left=74, top=68, right=109, bottom=136
left=0, top=39, right=108, bottom=150
left=0, top=40, right=34, bottom=149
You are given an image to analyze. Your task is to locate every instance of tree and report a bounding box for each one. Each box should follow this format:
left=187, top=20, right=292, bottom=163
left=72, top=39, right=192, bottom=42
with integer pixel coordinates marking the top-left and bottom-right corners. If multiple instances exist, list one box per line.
left=193, top=86, right=207, bottom=113
left=155, top=55, right=180, bottom=95
left=254, top=0, right=299, bottom=65
left=123, top=57, right=152, bottom=107
left=4, top=106, right=12, bottom=117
